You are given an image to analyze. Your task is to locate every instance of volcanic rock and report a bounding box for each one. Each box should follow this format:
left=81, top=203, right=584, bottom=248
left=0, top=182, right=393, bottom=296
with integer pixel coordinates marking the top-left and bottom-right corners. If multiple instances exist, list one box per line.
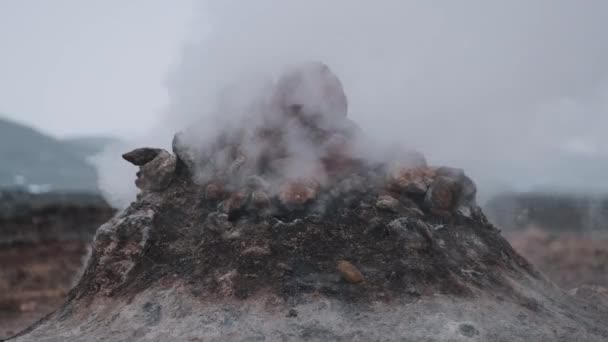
left=132, top=149, right=177, bottom=192
left=336, top=260, right=364, bottom=284
left=122, top=148, right=163, bottom=166
left=425, top=176, right=457, bottom=214
left=376, top=194, right=400, bottom=212
left=204, top=212, right=231, bottom=234
left=388, top=166, right=435, bottom=196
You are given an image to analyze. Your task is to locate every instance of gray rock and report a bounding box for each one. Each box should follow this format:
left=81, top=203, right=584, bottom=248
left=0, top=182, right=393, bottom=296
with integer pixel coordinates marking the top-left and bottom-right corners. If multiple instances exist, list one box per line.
left=375, top=195, right=400, bottom=212
left=459, top=323, right=479, bottom=338
left=122, top=148, right=163, bottom=166
left=376, top=194, right=425, bottom=217
left=387, top=217, right=432, bottom=249
left=135, top=150, right=177, bottom=192
left=205, top=212, right=232, bottom=233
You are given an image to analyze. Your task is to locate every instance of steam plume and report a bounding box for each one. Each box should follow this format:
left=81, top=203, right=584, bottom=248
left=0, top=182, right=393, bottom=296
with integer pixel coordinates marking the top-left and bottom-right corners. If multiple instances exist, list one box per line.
left=95, top=0, right=608, bottom=208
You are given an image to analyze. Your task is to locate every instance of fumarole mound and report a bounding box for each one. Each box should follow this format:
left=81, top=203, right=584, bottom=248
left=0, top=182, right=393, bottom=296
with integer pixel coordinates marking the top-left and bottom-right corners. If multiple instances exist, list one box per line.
left=8, top=63, right=607, bottom=342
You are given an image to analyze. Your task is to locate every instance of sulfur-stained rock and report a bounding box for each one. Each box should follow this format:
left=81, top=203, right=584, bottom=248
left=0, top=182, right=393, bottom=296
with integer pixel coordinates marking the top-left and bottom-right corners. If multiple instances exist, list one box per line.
left=336, top=260, right=364, bottom=284
left=122, top=148, right=163, bottom=166
left=134, top=150, right=177, bottom=192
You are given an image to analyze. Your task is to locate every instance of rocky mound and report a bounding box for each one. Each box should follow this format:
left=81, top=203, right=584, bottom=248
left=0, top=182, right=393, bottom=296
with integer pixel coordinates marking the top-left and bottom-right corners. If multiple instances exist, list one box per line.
left=8, top=63, right=608, bottom=341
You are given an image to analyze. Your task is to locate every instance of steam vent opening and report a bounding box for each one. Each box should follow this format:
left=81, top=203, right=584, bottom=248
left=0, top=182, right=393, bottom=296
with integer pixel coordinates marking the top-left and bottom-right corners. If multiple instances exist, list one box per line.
left=10, top=63, right=608, bottom=342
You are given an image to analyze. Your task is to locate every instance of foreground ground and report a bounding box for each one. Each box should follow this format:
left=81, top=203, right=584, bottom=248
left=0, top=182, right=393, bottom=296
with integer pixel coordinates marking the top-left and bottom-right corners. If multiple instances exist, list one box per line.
left=1, top=227, right=607, bottom=339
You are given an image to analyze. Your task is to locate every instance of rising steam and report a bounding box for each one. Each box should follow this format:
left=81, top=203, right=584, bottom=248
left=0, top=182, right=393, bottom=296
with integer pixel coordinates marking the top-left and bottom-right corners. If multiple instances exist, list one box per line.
left=94, top=0, right=608, bottom=208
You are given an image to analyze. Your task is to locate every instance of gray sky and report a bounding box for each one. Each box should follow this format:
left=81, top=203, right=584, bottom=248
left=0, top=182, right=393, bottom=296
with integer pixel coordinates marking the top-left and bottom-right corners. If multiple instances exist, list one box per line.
left=0, top=0, right=193, bottom=138
left=1, top=1, right=607, bottom=200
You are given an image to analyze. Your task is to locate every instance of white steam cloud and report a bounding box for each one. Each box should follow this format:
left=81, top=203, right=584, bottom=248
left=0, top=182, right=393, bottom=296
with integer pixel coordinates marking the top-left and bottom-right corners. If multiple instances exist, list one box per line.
left=95, top=0, right=608, bottom=208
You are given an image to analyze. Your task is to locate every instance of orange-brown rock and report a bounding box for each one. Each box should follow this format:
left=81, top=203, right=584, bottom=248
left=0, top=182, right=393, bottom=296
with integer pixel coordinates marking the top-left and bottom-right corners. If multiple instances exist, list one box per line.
left=425, top=176, right=458, bottom=212
left=388, top=166, right=436, bottom=196
left=278, top=179, right=319, bottom=206
left=336, top=260, right=364, bottom=284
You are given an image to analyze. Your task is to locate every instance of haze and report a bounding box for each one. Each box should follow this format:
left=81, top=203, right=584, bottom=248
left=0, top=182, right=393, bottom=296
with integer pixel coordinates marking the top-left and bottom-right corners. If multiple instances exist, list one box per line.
left=1, top=0, right=607, bottom=205
left=0, top=0, right=193, bottom=138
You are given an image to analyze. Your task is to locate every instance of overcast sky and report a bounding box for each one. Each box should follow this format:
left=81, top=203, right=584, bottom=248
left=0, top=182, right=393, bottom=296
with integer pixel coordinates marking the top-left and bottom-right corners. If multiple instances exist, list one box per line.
left=1, top=1, right=608, bottom=199
left=0, top=0, right=194, bottom=138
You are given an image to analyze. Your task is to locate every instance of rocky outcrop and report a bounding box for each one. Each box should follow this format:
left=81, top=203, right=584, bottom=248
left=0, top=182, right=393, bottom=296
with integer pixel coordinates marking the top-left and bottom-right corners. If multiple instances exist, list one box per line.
left=9, top=63, right=608, bottom=341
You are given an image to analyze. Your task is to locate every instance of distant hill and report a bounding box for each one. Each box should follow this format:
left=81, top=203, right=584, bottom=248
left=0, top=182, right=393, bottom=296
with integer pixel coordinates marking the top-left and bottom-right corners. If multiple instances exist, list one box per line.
left=0, top=116, right=118, bottom=193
